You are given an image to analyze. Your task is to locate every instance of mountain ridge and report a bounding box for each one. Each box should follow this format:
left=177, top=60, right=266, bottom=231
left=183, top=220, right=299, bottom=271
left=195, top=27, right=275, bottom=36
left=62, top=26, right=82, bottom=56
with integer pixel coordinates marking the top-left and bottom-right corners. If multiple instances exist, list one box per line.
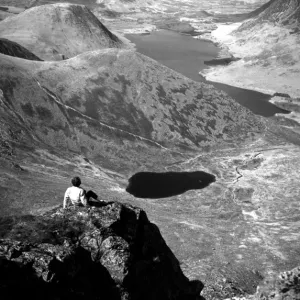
left=237, top=0, right=300, bottom=32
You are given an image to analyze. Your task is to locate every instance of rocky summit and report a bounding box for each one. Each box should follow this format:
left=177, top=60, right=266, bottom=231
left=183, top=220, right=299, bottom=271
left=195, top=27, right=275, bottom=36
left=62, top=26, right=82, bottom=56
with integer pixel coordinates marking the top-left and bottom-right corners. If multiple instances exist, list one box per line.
left=0, top=3, right=123, bottom=60
left=0, top=201, right=203, bottom=300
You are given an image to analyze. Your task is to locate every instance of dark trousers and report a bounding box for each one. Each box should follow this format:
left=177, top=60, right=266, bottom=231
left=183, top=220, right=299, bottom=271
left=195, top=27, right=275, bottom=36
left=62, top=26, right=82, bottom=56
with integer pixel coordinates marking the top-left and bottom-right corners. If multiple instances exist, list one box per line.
left=85, top=190, right=98, bottom=200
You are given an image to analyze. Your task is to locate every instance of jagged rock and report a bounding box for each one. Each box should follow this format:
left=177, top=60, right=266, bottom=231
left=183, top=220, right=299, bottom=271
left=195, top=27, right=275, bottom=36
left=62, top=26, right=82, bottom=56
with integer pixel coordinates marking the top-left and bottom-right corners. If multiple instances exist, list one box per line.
left=0, top=202, right=203, bottom=300
left=255, top=266, right=300, bottom=300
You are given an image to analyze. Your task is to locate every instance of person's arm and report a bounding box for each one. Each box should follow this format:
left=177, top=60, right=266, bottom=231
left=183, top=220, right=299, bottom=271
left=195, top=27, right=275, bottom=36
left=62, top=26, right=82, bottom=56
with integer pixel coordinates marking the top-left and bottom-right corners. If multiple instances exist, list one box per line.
left=63, top=188, right=70, bottom=209
left=79, top=189, right=87, bottom=206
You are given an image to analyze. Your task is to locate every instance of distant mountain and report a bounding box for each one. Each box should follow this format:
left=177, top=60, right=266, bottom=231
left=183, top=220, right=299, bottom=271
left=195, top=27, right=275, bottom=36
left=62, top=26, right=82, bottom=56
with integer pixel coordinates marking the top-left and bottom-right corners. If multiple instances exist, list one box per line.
left=0, top=3, right=122, bottom=60
left=246, top=0, right=277, bottom=19
left=0, top=38, right=42, bottom=60
left=238, top=0, right=300, bottom=31
left=0, top=0, right=38, bottom=8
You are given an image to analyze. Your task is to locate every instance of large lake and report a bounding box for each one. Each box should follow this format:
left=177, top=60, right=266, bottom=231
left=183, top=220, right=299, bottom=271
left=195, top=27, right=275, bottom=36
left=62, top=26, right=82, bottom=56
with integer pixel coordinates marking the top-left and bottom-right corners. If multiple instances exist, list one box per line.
left=126, top=30, right=287, bottom=117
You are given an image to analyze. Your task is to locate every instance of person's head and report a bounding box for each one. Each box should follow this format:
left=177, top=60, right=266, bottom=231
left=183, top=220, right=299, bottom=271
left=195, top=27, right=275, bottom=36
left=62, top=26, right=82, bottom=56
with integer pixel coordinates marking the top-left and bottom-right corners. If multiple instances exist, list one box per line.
left=71, top=176, right=81, bottom=187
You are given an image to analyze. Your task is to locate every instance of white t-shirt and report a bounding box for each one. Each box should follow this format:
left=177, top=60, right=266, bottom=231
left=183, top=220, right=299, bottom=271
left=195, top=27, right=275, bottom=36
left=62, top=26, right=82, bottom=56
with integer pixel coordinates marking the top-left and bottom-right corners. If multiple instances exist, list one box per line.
left=63, top=186, right=87, bottom=208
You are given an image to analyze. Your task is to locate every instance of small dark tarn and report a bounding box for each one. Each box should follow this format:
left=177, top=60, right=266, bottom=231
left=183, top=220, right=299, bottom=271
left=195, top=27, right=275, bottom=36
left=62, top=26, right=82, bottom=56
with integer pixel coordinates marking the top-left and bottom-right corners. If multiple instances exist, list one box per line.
left=126, top=171, right=216, bottom=199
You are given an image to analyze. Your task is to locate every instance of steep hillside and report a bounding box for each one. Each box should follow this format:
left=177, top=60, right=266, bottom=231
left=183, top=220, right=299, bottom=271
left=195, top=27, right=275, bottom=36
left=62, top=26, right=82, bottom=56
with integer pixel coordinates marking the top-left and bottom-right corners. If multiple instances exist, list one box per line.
left=238, top=0, right=300, bottom=31
left=245, top=0, right=277, bottom=19
left=0, top=38, right=42, bottom=60
left=0, top=48, right=264, bottom=167
left=0, top=3, right=123, bottom=60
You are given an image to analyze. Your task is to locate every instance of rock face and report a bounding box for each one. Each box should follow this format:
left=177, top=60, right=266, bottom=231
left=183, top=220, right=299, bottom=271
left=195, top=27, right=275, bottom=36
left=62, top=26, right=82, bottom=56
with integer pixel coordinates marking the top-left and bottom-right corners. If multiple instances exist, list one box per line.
left=0, top=38, right=42, bottom=60
left=0, top=202, right=203, bottom=300
left=234, top=265, right=300, bottom=300
left=0, top=3, right=122, bottom=60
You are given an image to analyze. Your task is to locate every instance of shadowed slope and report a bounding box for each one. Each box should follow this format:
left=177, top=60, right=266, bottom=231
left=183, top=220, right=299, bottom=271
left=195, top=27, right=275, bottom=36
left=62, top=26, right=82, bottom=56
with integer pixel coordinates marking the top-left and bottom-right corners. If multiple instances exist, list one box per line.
left=0, top=3, right=122, bottom=60
left=0, top=38, right=42, bottom=60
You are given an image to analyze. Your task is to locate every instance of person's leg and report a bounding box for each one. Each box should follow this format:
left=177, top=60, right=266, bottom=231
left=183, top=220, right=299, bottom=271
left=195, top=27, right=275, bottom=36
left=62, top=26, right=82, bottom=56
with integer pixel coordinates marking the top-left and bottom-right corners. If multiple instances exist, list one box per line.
left=86, top=190, right=98, bottom=201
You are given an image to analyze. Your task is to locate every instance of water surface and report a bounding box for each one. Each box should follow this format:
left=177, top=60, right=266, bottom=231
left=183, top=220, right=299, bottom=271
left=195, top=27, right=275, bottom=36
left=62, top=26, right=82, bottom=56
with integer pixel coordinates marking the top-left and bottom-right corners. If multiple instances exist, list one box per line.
left=126, top=30, right=288, bottom=117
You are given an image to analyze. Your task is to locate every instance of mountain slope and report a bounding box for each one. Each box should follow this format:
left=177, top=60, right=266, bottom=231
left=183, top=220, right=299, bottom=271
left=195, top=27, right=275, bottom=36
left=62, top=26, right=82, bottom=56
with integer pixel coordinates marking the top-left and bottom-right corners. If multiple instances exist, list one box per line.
left=0, top=3, right=123, bottom=60
left=245, top=0, right=277, bottom=19
left=238, top=0, right=300, bottom=31
left=0, top=49, right=264, bottom=160
left=0, top=38, right=42, bottom=60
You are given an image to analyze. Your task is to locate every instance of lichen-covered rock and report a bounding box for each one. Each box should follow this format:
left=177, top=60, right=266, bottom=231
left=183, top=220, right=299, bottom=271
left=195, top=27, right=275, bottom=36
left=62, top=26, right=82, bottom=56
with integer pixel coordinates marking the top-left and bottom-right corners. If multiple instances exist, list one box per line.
left=0, top=201, right=203, bottom=300
left=255, top=266, right=300, bottom=300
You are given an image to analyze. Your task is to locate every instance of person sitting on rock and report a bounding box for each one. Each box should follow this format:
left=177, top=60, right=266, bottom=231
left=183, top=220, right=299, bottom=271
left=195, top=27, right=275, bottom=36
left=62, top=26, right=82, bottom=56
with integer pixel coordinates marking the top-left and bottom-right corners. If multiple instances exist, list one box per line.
left=63, top=176, right=99, bottom=209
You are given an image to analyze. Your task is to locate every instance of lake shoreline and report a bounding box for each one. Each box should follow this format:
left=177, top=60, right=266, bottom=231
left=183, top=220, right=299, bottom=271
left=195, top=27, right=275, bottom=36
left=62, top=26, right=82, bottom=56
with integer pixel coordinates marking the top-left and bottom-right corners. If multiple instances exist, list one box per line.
left=125, top=30, right=289, bottom=117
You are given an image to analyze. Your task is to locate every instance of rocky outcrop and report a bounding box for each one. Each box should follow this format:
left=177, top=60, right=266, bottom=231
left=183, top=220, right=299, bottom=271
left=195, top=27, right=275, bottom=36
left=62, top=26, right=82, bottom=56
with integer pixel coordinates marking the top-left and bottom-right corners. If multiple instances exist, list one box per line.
left=0, top=38, right=42, bottom=60
left=0, top=202, right=203, bottom=300
left=0, top=3, right=123, bottom=60
left=251, top=266, right=300, bottom=300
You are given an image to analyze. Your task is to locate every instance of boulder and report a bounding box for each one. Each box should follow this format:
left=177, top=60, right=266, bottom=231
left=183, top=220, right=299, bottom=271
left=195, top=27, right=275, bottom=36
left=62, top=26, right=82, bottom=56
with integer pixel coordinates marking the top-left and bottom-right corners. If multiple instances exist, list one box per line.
left=255, top=266, right=300, bottom=300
